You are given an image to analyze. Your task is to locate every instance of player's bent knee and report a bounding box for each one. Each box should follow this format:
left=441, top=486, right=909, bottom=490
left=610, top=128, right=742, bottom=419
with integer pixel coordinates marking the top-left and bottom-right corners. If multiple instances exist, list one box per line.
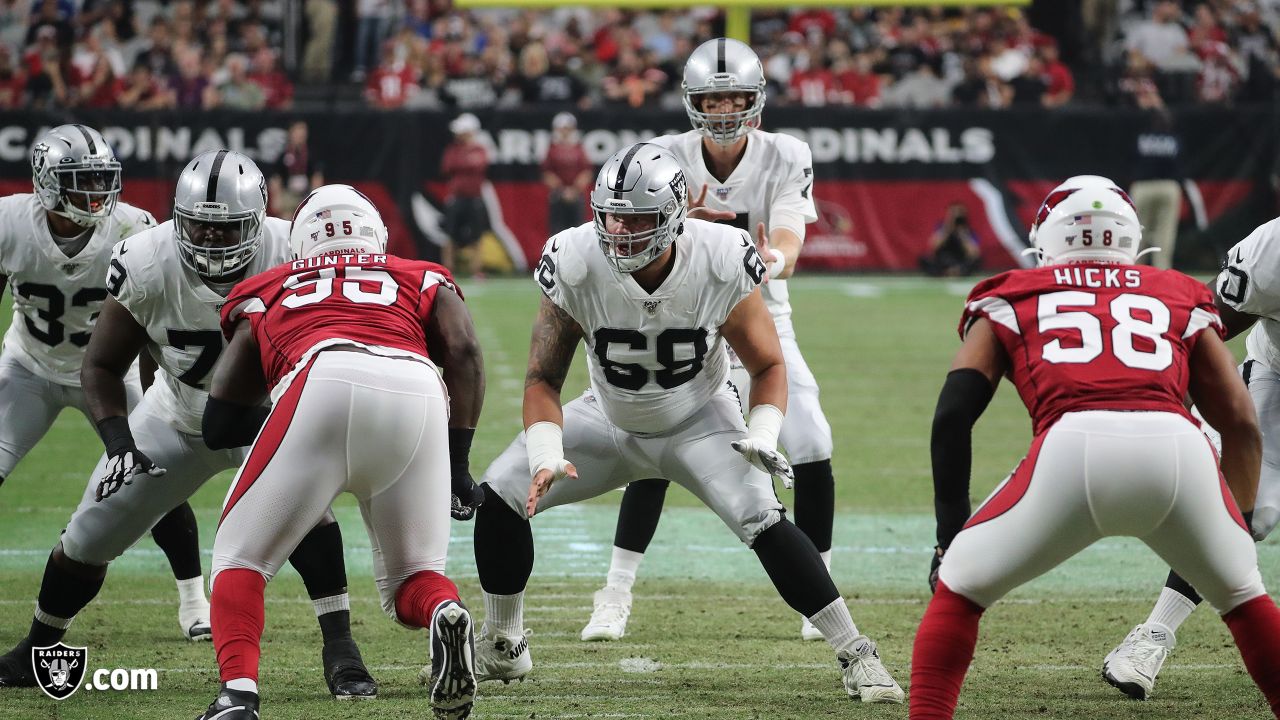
left=740, top=508, right=783, bottom=547
left=1206, top=568, right=1268, bottom=615
left=1251, top=505, right=1280, bottom=541
left=210, top=560, right=274, bottom=588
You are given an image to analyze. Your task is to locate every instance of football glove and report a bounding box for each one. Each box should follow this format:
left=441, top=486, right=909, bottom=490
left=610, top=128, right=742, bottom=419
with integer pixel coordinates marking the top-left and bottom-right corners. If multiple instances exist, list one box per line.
left=96, top=447, right=165, bottom=501
left=928, top=547, right=945, bottom=594
left=731, top=438, right=794, bottom=489
left=450, top=472, right=485, bottom=521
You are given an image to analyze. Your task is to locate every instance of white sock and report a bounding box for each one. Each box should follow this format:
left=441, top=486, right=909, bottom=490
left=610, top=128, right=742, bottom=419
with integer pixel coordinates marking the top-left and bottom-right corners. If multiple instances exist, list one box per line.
left=313, top=593, right=350, bottom=617
left=605, top=547, right=644, bottom=593
left=1146, top=587, right=1197, bottom=634
left=809, top=597, right=860, bottom=654
left=177, top=576, right=208, bottom=609
left=820, top=550, right=832, bottom=573
left=484, top=591, right=525, bottom=638
left=34, top=606, right=74, bottom=630
left=225, top=677, right=258, bottom=694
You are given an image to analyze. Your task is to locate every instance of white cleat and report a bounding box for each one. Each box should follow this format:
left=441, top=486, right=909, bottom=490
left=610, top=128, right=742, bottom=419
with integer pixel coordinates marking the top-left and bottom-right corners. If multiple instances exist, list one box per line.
left=179, top=602, right=212, bottom=642
left=1103, top=623, right=1175, bottom=700
left=580, top=586, right=632, bottom=642
left=800, top=616, right=825, bottom=642
left=839, top=636, right=905, bottom=704
left=473, top=625, right=531, bottom=684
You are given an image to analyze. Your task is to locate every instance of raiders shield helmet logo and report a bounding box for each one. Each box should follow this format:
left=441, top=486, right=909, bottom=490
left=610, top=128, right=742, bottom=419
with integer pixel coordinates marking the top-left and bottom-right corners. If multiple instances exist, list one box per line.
left=33, top=642, right=88, bottom=700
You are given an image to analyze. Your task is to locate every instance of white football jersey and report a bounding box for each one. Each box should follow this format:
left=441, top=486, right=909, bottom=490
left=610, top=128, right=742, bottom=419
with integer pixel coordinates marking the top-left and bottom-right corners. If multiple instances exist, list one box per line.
left=109, top=217, right=291, bottom=435
left=0, top=194, right=155, bottom=385
left=536, top=219, right=763, bottom=435
left=1219, top=218, right=1280, bottom=372
left=649, top=129, right=816, bottom=329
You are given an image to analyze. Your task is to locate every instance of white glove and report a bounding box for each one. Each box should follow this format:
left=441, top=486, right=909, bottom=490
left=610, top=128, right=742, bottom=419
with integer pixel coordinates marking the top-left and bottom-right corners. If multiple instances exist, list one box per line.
left=732, top=438, right=795, bottom=488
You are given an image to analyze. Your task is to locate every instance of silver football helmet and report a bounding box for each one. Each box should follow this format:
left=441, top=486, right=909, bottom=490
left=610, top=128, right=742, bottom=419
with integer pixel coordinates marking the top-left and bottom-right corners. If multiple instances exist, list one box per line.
left=590, top=143, right=687, bottom=273
left=31, top=124, right=121, bottom=227
left=682, top=38, right=766, bottom=145
left=173, top=150, right=266, bottom=279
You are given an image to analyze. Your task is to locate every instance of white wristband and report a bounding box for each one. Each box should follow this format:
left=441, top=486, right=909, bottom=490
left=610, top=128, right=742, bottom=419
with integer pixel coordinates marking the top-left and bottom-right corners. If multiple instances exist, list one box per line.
left=746, top=404, right=784, bottom=452
left=766, top=248, right=786, bottom=279
left=526, top=421, right=565, bottom=478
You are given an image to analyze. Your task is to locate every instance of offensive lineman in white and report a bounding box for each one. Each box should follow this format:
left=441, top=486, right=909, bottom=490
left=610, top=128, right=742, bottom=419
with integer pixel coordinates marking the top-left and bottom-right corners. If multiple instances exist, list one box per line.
left=1100, top=215, right=1280, bottom=700
left=584, top=37, right=837, bottom=643
left=0, top=151, right=377, bottom=698
left=469, top=143, right=903, bottom=704
left=0, top=125, right=218, bottom=683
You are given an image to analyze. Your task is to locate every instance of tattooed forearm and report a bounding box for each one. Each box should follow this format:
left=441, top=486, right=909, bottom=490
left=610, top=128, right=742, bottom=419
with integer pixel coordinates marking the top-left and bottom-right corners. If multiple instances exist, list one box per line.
left=525, top=293, right=583, bottom=393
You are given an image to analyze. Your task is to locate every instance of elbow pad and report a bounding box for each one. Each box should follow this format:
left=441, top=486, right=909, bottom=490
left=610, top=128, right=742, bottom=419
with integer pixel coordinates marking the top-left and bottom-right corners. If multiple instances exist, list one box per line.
left=202, top=396, right=270, bottom=450
left=931, top=368, right=996, bottom=549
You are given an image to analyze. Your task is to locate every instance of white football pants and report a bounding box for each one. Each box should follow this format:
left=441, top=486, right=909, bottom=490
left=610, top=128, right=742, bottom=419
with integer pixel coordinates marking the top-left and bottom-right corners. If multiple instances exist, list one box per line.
left=212, top=351, right=451, bottom=621
left=939, top=410, right=1266, bottom=614
left=728, top=324, right=833, bottom=465
left=483, top=384, right=784, bottom=546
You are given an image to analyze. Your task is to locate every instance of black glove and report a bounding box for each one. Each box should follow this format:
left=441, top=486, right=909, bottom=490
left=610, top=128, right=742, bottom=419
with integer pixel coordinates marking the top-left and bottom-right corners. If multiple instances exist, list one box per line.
left=449, top=428, right=484, bottom=521
left=95, top=417, right=166, bottom=501
left=928, top=546, right=944, bottom=594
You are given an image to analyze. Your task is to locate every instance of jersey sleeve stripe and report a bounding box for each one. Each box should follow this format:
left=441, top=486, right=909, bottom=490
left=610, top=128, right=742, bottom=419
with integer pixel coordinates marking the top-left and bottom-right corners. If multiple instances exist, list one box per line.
left=1183, top=306, right=1224, bottom=339
left=965, top=296, right=1021, bottom=336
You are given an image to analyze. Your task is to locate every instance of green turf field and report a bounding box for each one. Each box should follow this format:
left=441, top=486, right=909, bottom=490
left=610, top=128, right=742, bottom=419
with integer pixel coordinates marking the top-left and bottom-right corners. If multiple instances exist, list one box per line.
left=0, top=275, right=1275, bottom=719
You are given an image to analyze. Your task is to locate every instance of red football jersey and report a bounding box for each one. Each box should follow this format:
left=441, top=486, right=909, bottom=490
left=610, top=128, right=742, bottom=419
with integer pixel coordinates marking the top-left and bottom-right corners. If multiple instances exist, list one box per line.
left=221, top=253, right=460, bottom=391
left=961, top=263, right=1224, bottom=436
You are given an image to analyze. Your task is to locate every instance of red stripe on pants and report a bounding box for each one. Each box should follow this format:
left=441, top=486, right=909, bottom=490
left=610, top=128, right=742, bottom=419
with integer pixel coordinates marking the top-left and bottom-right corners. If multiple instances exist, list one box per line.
left=219, top=359, right=316, bottom=526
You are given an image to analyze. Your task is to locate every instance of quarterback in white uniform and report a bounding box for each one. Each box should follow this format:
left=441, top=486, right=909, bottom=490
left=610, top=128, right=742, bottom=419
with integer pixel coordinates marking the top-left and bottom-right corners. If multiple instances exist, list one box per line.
left=0, top=151, right=376, bottom=699
left=1101, top=215, right=1280, bottom=700
left=585, top=37, right=836, bottom=644
left=470, top=143, right=903, bottom=704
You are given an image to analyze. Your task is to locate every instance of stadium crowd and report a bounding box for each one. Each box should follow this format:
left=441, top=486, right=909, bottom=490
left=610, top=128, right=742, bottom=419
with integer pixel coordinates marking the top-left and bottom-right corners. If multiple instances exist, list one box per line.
left=0, top=1, right=1276, bottom=111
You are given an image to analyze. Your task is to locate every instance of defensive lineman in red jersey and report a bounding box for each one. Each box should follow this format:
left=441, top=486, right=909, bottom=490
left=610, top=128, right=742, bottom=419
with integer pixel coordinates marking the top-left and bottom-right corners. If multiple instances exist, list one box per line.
left=196, top=185, right=486, bottom=720
left=910, top=175, right=1280, bottom=719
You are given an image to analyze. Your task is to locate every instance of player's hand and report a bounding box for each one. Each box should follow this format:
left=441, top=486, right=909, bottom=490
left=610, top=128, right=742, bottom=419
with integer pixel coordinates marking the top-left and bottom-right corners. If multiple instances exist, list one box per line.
left=686, top=183, right=735, bottom=222
left=929, top=546, right=945, bottom=594
left=526, top=460, right=577, bottom=517
left=96, top=447, right=165, bottom=502
left=450, top=471, right=485, bottom=521
left=731, top=439, right=794, bottom=489
left=755, top=222, right=781, bottom=283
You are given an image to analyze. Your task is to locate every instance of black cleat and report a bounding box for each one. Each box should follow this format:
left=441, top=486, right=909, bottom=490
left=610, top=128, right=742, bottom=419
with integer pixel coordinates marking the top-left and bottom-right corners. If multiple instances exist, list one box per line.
left=196, top=684, right=259, bottom=719
left=424, top=600, right=477, bottom=719
left=323, top=638, right=377, bottom=700
left=0, top=639, right=35, bottom=688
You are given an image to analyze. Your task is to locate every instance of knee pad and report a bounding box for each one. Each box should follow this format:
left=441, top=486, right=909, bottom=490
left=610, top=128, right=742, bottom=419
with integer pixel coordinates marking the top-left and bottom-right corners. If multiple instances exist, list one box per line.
left=741, top=508, right=783, bottom=546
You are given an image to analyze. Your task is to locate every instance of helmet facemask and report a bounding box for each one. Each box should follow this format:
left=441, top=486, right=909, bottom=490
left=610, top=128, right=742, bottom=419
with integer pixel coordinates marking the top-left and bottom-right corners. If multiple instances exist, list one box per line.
left=593, top=203, right=680, bottom=274
left=683, top=87, right=765, bottom=146
left=37, top=161, right=122, bottom=228
left=174, top=201, right=264, bottom=279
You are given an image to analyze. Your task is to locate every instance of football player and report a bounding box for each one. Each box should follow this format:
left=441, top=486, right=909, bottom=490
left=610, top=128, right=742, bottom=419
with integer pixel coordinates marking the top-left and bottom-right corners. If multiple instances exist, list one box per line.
left=911, top=177, right=1280, bottom=719
left=471, top=144, right=903, bottom=704
left=197, top=185, right=483, bottom=720
left=583, top=37, right=836, bottom=644
left=0, top=151, right=377, bottom=699
left=1101, top=210, right=1280, bottom=700
left=0, top=124, right=211, bottom=648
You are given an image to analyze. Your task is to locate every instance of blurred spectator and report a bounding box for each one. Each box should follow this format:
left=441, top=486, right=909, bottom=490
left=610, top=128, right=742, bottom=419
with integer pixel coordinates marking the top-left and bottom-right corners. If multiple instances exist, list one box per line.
left=1118, top=51, right=1165, bottom=109
left=1126, top=1, right=1198, bottom=72
left=542, top=112, right=590, bottom=235
left=171, top=46, right=212, bottom=109
left=1129, top=110, right=1182, bottom=270
left=249, top=47, right=293, bottom=109
left=135, top=17, right=177, bottom=80
left=268, top=120, right=323, bottom=217
left=789, top=9, right=836, bottom=42
left=834, top=51, right=882, bottom=107
left=440, top=113, right=490, bottom=278
left=788, top=49, right=837, bottom=106
left=353, top=0, right=395, bottom=81
left=302, top=0, right=337, bottom=83
left=439, top=55, right=501, bottom=109
left=920, top=203, right=981, bottom=277
left=601, top=48, right=666, bottom=108
left=26, top=0, right=74, bottom=49
left=0, top=45, right=25, bottom=109
left=209, top=53, right=265, bottom=110
left=1197, top=41, right=1241, bottom=103
left=1008, top=56, right=1047, bottom=106
left=950, top=55, right=1009, bottom=108
left=1040, top=43, right=1074, bottom=107
left=117, top=61, right=175, bottom=109
left=24, top=26, right=73, bottom=108
left=881, top=59, right=950, bottom=108
left=518, top=43, right=587, bottom=106
left=365, top=39, right=418, bottom=109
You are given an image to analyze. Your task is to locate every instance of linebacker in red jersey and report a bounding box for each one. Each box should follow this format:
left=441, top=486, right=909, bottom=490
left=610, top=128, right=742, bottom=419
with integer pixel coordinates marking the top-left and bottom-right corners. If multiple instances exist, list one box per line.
left=195, top=185, right=485, bottom=720
left=911, top=175, right=1280, bottom=719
